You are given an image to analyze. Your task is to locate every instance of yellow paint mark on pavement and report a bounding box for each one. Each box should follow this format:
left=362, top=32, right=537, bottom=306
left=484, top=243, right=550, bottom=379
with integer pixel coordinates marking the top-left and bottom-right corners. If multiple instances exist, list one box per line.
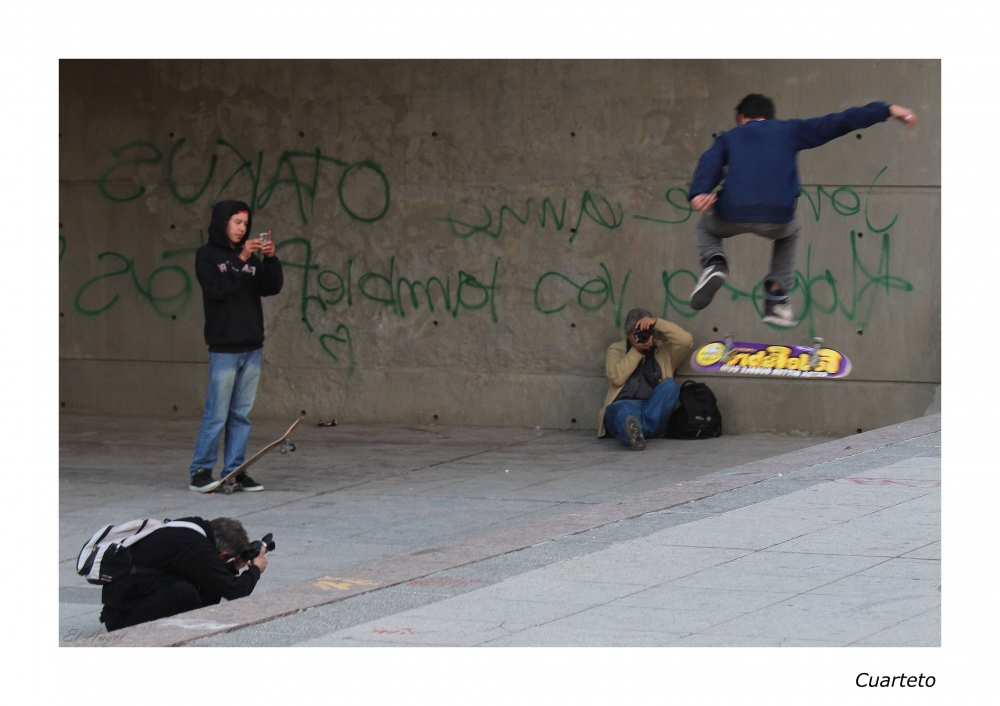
left=313, top=576, right=379, bottom=591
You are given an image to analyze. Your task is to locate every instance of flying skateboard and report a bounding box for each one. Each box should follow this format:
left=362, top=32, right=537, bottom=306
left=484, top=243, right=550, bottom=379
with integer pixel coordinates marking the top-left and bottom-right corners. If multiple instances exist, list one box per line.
left=690, top=335, right=852, bottom=379
left=201, top=414, right=306, bottom=494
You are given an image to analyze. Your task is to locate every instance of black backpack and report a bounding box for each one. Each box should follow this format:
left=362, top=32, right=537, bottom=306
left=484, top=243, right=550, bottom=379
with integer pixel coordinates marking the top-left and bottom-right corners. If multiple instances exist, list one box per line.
left=665, top=380, right=722, bottom=439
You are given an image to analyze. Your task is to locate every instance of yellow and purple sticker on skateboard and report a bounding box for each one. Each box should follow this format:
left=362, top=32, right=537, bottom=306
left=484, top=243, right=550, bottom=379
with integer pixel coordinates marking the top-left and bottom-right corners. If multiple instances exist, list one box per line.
left=691, top=340, right=851, bottom=379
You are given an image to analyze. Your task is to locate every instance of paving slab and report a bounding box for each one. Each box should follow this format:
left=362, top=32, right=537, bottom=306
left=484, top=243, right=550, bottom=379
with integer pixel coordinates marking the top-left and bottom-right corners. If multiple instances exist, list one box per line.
left=59, top=413, right=940, bottom=647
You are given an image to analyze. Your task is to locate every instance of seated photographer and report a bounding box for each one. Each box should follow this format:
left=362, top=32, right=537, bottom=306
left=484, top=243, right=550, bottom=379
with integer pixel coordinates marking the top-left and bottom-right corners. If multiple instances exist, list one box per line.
left=99, top=516, right=268, bottom=632
left=598, top=308, right=694, bottom=450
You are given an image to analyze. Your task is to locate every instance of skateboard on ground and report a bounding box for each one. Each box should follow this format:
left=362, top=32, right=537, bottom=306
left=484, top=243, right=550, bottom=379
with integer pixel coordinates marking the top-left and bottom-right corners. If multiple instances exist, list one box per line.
left=201, top=414, right=306, bottom=494
left=690, top=335, right=851, bottom=379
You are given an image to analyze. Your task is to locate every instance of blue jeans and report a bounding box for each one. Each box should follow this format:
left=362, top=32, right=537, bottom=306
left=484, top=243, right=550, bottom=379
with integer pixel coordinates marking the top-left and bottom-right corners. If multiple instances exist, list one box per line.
left=189, top=349, right=262, bottom=477
left=604, top=378, right=680, bottom=444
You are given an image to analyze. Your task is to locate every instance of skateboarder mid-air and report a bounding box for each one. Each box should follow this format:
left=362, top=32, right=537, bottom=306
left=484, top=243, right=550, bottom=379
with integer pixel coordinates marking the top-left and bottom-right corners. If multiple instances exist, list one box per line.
left=686, top=94, right=917, bottom=327
left=188, top=200, right=283, bottom=492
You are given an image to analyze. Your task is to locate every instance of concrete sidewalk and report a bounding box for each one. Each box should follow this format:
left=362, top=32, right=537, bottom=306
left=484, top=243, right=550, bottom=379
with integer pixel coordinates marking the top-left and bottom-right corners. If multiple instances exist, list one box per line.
left=59, top=413, right=939, bottom=647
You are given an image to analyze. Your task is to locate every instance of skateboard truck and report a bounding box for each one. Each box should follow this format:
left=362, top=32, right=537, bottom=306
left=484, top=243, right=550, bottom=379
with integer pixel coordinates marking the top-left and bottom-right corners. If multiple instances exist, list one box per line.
left=808, top=336, right=824, bottom=369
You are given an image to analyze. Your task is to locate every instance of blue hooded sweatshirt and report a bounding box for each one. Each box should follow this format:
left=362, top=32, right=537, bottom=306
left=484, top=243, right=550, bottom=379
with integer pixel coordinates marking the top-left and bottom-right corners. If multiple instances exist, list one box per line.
left=688, top=101, right=891, bottom=224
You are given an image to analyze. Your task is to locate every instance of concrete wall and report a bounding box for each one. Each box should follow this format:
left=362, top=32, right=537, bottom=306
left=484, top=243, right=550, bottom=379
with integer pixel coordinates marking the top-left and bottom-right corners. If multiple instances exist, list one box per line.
left=59, top=60, right=940, bottom=435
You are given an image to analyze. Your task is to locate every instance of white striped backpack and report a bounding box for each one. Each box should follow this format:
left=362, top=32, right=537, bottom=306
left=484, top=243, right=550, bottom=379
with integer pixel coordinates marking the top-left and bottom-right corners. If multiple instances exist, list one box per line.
left=76, top=519, right=206, bottom=585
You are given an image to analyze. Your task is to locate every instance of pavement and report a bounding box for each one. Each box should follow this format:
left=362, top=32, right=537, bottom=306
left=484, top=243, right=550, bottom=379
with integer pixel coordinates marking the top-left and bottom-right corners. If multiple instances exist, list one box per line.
left=59, top=412, right=940, bottom=648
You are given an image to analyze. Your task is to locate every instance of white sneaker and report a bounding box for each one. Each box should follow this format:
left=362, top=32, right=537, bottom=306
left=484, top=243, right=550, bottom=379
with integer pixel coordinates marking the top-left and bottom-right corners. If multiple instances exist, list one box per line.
left=762, top=295, right=798, bottom=327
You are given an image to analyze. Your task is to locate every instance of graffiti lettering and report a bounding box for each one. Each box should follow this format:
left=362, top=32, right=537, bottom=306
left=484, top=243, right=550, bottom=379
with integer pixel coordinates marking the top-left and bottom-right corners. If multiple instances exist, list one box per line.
left=658, top=231, right=913, bottom=335
left=534, top=263, right=631, bottom=327
left=72, top=251, right=192, bottom=318
left=97, top=139, right=389, bottom=224
left=442, top=191, right=623, bottom=242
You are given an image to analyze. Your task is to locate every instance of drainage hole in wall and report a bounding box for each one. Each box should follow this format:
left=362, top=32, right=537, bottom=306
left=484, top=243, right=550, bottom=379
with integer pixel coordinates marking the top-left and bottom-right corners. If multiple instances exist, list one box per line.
left=300, top=409, right=307, bottom=416
left=712, top=133, right=718, bottom=138
left=59, top=223, right=63, bottom=228
left=570, top=132, right=575, bottom=137
left=857, top=231, right=863, bottom=238
left=857, top=330, right=863, bottom=336
left=60, top=312, right=64, bottom=318
left=171, top=315, right=177, bottom=320
left=60, top=402, right=66, bottom=408
left=433, top=415, right=439, bottom=420
left=299, top=131, right=305, bottom=137
left=571, top=323, right=576, bottom=328
left=433, top=320, right=438, bottom=326
left=571, top=418, right=577, bottom=424
left=712, top=326, right=718, bottom=332
left=169, top=132, right=174, bottom=138
left=856, top=133, right=862, bottom=139
left=170, top=224, right=176, bottom=229
left=857, top=428, right=863, bottom=433
left=431, top=131, right=438, bottom=137
left=570, top=228, right=577, bottom=233
left=172, top=405, right=178, bottom=412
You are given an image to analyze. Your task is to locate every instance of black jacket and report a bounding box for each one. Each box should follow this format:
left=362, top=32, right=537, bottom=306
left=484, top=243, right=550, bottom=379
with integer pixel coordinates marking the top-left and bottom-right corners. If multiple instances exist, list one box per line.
left=195, top=200, right=283, bottom=352
left=101, top=517, right=260, bottom=611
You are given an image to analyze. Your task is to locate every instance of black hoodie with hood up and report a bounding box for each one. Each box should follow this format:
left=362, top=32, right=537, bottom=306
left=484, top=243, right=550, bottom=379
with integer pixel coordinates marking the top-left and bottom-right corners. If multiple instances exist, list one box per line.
left=194, top=200, right=283, bottom=352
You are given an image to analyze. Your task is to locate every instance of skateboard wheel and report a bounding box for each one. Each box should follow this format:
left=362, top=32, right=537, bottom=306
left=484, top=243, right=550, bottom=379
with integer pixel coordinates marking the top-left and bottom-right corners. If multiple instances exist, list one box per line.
left=280, top=446, right=288, bottom=454
left=288, top=442, right=296, bottom=452
left=221, top=483, right=233, bottom=495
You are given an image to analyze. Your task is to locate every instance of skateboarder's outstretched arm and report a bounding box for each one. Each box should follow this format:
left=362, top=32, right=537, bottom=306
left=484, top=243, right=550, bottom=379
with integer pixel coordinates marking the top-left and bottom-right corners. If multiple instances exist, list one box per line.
left=791, top=102, right=918, bottom=150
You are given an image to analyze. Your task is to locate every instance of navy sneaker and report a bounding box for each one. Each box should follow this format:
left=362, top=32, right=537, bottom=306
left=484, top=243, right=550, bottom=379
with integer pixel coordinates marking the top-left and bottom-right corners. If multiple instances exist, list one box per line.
left=690, top=260, right=728, bottom=311
left=762, top=294, right=798, bottom=327
left=623, top=415, right=646, bottom=451
left=189, top=469, right=215, bottom=491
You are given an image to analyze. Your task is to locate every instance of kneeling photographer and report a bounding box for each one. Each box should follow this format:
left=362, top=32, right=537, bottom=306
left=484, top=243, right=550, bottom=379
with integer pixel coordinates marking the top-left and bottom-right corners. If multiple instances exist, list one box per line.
left=98, top=517, right=270, bottom=632
left=598, top=308, right=694, bottom=450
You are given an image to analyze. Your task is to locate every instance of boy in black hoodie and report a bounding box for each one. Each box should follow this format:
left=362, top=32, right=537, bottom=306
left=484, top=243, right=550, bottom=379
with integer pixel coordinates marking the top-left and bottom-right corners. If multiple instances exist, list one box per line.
left=188, top=200, right=283, bottom=492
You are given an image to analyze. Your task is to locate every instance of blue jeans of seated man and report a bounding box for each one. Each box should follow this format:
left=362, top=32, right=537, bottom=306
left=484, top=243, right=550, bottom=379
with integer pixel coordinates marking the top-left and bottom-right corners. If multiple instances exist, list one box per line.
left=189, top=349, right=262, bottom=477
left=604, top=378, right=680, bottom=444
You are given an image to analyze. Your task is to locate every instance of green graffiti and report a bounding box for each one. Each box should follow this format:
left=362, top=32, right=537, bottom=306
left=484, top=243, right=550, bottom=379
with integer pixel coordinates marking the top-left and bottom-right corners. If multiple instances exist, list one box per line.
left=632, top=187, right=695, bottom=225
left=275, top=237, right=323, bottom=332
left=72, top=250, right=192, bottom=318
left=98, top=138, right=388, bottom=225
left=337, top=161, right=391, bottom=223
left=657, top=231, right=913, bottom=336
left=454, top=258, right=500, bottom=322
left=97, top=141, right=162, bottom=202
left=319, top=324, right=355, bottom=374
left=396, top=275, right=452, bottom=316
left=278, top=238, right=501, bottom=335
left=442, top=191, right=623, bottom=242
left=797, top=185, right=862, bottom=221
left=167, top=138, right=218, bottom=204
left=863, top=166, right=898, bottom=233
left=534, top=263, right=630, bottom=327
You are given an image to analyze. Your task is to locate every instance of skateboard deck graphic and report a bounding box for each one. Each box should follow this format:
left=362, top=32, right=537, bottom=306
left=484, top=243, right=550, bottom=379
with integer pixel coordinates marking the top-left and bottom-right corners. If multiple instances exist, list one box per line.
left=201, top=414, right=306, bottom=494
left=690, top=338, right=851, bottom=379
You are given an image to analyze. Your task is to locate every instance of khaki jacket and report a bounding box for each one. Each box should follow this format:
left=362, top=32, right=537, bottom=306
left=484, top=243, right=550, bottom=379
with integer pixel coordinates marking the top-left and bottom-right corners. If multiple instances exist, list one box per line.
left=597, top=318, right=694, bottom=437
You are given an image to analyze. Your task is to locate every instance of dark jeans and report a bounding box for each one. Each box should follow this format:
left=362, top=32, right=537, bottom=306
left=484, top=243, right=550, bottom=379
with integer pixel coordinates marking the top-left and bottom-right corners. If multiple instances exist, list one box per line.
left=100, top=575, right=204, bottom=632
left=604, top=378, right=681, bottom=444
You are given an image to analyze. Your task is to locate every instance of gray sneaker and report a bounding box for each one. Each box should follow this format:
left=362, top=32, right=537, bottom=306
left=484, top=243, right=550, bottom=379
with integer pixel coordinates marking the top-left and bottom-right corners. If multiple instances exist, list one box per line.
left=762, top=295, right=798, bottom=327
left=623, top=415, right=646, bottom=451
left=690, top=262, right=728, bottom=311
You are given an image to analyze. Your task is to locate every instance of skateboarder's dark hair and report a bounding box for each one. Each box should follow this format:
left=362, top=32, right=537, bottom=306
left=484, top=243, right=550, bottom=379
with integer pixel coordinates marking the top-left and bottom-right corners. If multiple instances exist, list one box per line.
left=735, top=94, right=775, bottom=120
left=210, top=517, right=250, bottom=558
